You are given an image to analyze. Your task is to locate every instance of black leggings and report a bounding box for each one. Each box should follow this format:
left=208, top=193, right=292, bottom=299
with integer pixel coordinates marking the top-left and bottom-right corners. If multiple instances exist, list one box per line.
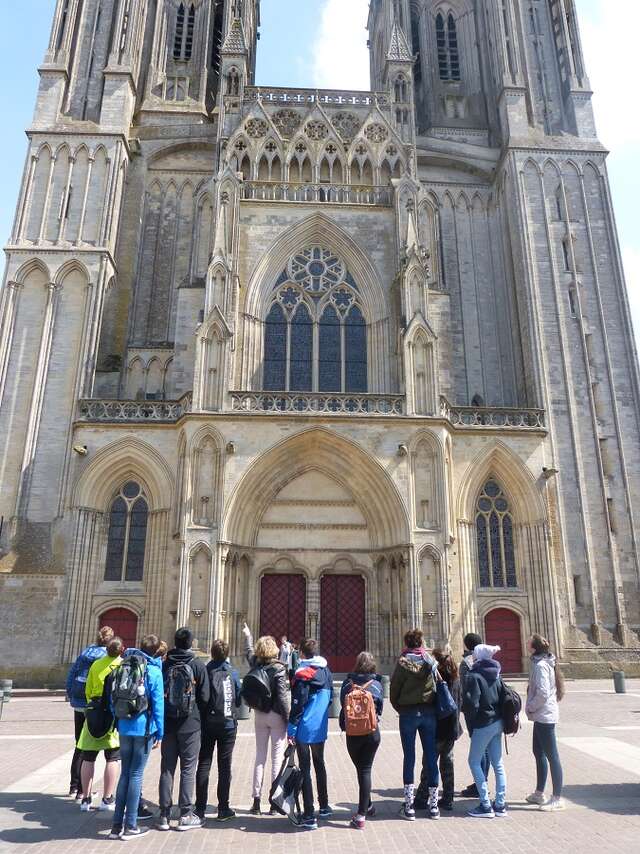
left=296, top=742, right=328, bottom=819
left=70, top=711, right=85, bottom=789
left=346, top=729, right=381, bottom=816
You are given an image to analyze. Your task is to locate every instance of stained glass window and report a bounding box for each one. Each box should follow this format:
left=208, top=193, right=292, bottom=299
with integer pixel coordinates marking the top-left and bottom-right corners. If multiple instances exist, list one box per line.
left=319, top=305, right=341, bottom=391
left=475, top=480, right=517, bottom=588
left=105, top=484, right=148, bottom=582
left=263, top=247, right=367, bottom=393
left=264, top=303, right=287, bottom=390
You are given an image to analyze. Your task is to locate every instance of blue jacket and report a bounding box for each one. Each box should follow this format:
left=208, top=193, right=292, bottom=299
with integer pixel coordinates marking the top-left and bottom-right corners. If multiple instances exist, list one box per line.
left=339, top=673, right=384, bottom=732
left=66, top=644, right=108, bottom=709
left=462, top=657, right=503, bottom=732
left=114, top=651, right=164, bottom=741
left=288, top=656, right=333, bottom=743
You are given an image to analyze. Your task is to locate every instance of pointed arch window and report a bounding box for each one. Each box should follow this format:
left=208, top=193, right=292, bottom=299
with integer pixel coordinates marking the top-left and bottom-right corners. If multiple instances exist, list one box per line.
left=476, top=480, right=517, bottom=588
left=263, top=248, right=367, bottom=393
left=436, top=12, right=461, bottom=81
left=174, top=3, right=195, bottom=60
left=105, top=482, right=149, bottom=583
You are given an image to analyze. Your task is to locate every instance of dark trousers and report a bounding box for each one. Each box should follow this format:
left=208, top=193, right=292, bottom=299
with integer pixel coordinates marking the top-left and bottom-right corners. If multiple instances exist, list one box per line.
left=398, top=708, right=439, bottom=787
left=296, top=742, right=328, bottom=819
left=159, top=727, right=201, bottom=815
left=70, top=711, right=85, bottom=789
left=346, top=729, right=381, bottom=816
left=533, top=722, right=563, bottom=797
left=195, top=722, right=237, bottom=814
left=417, top=738, right=455, bottom=804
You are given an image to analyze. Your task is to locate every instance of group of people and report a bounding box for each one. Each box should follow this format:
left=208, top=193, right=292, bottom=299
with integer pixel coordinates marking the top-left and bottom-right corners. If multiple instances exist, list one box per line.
left=66, top=622, right=565, bottom=838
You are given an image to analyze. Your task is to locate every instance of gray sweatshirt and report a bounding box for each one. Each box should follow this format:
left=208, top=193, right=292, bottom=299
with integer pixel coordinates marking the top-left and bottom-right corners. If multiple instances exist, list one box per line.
left=525, top=654, right=559, bottom=724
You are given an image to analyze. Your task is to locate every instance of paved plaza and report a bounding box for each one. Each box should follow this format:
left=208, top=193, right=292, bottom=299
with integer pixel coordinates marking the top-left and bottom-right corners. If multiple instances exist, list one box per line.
left=1, top=680, right=639, bottom=854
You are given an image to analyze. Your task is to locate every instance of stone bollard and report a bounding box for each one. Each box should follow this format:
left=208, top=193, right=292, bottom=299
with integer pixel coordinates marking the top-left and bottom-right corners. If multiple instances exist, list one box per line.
left=613, top=670, right=626, bottom=694
left=237, top=698, right=251, bottom=721
left=381, top=675, right=390, bottom=700
left=0, top=680, right=12, bottom=703
left=328, top=687, right=341, bottom=720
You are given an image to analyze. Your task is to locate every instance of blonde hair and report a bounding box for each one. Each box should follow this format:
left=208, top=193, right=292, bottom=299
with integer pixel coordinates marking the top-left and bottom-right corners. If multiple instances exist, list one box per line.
left=255, top=636, right=279, bottom=662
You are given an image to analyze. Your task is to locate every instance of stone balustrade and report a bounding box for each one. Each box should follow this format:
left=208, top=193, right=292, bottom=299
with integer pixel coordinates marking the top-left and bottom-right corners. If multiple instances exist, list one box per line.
left=439, top=397, right=546, bottom=429
left=244, top=86, right=389, bottom=107
left=230, top=391, right=405, bottom=416
left=242, top=181, right=393, bottom=206
left=78, top=395, right=191, bottom=423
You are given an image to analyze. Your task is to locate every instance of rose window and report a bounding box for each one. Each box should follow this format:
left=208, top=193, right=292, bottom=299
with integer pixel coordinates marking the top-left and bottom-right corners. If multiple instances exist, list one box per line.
left=288, top=247, right=346, bottom=295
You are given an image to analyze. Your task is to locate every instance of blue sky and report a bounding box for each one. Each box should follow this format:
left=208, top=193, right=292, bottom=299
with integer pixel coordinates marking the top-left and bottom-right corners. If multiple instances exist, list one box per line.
left=1, top=0, right=638, bottom=334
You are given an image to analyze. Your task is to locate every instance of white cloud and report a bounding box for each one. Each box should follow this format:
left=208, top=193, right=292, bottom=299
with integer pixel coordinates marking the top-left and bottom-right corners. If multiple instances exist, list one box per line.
left=311, top=0, right=370, bottom=90
left=578, top=0, right=640, bottom=149
left=622, top=246, right=640, bottom=342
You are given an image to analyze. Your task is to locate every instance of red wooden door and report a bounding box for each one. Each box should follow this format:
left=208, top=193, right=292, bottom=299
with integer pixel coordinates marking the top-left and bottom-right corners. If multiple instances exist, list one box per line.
left=100, top=608, right=138, bottom=652
left=260, top=574, right=307, bottom=645
left=485, top=608, right=522, bottom=675
left=321, top=575, right=365, bottom=673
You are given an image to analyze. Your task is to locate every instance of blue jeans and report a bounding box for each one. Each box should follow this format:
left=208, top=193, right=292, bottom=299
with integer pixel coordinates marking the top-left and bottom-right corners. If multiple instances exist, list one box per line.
left=399, top=708, right=439, bottom=787
left=468, top=719, right=506, bottom=808
left=114, top=735, right=153, bottom=829
left=533, top=722, right=563, bottom=797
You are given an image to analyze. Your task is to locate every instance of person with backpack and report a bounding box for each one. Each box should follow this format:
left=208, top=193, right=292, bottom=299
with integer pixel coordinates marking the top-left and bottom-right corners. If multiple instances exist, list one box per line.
left=525, top=633, right=566, bottom=811
left=65, top=625, right=114, bottom=798
left=415, top=643, right=462, bottom=813
left=194, top=638, right=242, bottom=823
left=339, top=652, right=383, bottom=830
left=76, top=637, right=123, bottom=812
left=287, top=638, right=333, bottom=831
left=458, top=632, right=489, bottom=799
left=462, top=644, right=507, bottom=818
left=158, top=627, right=210, bottom=831
left=108, top=635, right=164, bottom=840
left=242, top=624, right=291, bottom=816
left=390, top=628, right=439, bottom=821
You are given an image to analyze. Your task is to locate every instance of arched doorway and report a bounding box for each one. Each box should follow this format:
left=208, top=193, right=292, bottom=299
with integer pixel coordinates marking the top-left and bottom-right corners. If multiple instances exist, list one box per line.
left=321, top=575, right=366, bottom=673
left=485, top=608, right=522, bottom=675
left=260, top=574, right=307, bottom=644
left=100, top=608, right=138, bottom=652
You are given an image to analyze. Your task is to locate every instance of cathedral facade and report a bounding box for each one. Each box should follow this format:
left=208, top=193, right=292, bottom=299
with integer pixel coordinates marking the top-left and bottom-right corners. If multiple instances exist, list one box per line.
left=1, top=0, right=639, bottom=681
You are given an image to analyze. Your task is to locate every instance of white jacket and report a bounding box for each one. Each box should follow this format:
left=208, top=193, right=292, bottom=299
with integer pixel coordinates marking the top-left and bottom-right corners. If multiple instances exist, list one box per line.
left=525, top=654, right=559, bottom=724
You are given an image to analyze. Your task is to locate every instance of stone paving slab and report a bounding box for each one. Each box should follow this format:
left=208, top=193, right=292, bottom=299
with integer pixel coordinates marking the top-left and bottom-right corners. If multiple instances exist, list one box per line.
left=1, top=681, right=639, bottom=854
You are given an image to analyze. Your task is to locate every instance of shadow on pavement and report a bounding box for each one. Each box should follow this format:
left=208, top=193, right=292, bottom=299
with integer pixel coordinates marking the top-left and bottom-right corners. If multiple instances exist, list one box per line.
left=562, top=783, right=640, bottom=815
left=0, top=792, right=112, bottom=845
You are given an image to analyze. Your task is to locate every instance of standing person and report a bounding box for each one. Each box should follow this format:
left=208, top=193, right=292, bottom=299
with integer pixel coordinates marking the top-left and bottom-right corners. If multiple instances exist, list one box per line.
left=390, top=629, right=439, bottom=821
left=525, top=634, right=566, bottom=811
left=287, top=638, right=333, bottom=831
left=415, top=643, right=462, bottom=812
left=66, top=625, right=114, bottom=798
left=339, top=652, right=383, bottom=830
left=158, top=627, right=210, bottom=831
left=458, top=632, right=488, bottom=799
left=463, top=644, right=507, bottom=819
left=278, top=636, right=293, bottom=670
left=108, top=635, right=164, bottom=840
left=77, top=637, right=123, bottom=811
left=194, top=639, right=242, bottom=823
left=242, top=625, right=291, bottom=816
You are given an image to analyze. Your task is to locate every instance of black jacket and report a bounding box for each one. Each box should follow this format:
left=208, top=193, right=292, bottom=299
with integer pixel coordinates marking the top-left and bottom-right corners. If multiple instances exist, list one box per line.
left=462, top=658, right=503, bottom=733
left=436, top=674, right=463, bottom=742
left=162, top=648, right=210, bottom=734
left=245, top=634, right=291, bottom=721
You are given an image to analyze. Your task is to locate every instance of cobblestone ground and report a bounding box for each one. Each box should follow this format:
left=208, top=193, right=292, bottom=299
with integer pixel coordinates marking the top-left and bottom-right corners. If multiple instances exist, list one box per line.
left=1, top=680, right=639, bottom=854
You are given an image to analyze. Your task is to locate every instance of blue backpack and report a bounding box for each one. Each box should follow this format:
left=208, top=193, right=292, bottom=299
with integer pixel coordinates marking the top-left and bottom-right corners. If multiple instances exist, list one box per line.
left=70, top=652, right=95, bottom=705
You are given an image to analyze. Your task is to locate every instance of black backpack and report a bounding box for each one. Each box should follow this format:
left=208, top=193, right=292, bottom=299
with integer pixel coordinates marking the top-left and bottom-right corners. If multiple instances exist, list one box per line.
left=164, top=662, right=197, bottom=719
left=111, top=655, right=149, bottom=720
left=242, top=664, right=273, bottom=713
left=208, top=667, right=236, bottom=721
left=500, top=681, right=522, bottom=736
left=85, top=671, right=116, bottom=739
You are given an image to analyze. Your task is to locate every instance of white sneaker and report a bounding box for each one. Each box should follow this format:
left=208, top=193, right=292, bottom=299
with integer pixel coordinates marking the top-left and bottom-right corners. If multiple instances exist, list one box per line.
left=99, top=797, right=116, bottom=812
left=540, top=797, right=566, bottom=811
left=80, top=797, right=92, bottom=812
left=525, top=792, right=545, bottom=805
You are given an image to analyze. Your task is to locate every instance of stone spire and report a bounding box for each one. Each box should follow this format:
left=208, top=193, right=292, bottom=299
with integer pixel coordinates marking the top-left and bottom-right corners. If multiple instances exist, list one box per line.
left=387, top=18, right=413, bottom=63
left=222, top=17, right=247, bottom=55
